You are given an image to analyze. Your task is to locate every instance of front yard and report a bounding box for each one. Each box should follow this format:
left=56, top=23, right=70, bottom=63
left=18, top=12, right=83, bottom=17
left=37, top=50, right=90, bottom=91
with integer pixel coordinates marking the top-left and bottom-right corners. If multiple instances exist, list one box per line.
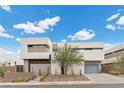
left=40, top=75, right=89, bottom=82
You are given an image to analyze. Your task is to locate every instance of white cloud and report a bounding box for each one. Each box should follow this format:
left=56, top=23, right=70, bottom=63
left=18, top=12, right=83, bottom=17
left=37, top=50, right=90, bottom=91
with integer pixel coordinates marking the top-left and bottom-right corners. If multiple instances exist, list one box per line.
left=0, top=5, right=11, bottom=12
left=68, top=28, right=95, bottom=41
left=117, top=9, right=122, bottom=12
left=16, top=38, right=21, bottom=42
left=117, top=26, right=124, bottom=30
left=105, top=24, right=116, bottom=31
left=61, top=39, right=66, bottom=42
left=14, top=16, right=60, bottom=34
left=116, top=16, right=124, bottom=25
left=20, top=32, right=24, bottom=35
left=104, top=43, right=113, bottom=50
left=104, top=43, right=112, bottom=47
left=18, top=50, right=21, bottom=53
left=0, top=25, right=14, bottom=38
left=0, top=48, right=20, bottom=61
left=107, top=13, right=120, bottom=21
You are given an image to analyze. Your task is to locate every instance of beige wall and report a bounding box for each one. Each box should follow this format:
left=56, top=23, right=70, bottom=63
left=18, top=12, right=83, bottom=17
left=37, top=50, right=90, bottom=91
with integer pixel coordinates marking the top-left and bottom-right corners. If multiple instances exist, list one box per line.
left=104, top=44, right=124, bottom=64
left=21, top=38, right=104, bottom=75
left=79, top=50, right=104, bottom=61
left=21, top=38, right=52, bottom=59
left=24, top=59, right=29, bottom=72
left=30, top=64, right=50, bottom=75
left=51, top=62, right=84, bottom=75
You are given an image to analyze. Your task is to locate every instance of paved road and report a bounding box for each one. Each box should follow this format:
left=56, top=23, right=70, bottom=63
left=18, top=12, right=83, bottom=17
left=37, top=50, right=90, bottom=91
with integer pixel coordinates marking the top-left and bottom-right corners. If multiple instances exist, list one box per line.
left=1, top=84, right=124, bottom=88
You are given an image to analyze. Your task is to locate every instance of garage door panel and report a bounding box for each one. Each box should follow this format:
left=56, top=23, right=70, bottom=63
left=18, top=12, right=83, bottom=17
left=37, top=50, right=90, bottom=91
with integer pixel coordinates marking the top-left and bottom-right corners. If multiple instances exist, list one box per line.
left=85, top=64, right=98, bottom=73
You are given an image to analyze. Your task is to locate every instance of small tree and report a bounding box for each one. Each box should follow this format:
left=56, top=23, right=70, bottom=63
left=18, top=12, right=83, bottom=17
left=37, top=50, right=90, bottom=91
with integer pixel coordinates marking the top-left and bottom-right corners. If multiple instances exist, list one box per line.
left=8, top=62, right=11, bottom=67
left=14, top=61, right=16, bottom=66
left=53, top=44, right=83, bottom=75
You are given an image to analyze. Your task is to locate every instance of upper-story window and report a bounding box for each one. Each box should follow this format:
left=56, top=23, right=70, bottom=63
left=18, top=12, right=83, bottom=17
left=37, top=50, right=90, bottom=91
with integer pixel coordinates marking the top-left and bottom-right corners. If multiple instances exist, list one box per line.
left=28, top=44, right=49, bottom=52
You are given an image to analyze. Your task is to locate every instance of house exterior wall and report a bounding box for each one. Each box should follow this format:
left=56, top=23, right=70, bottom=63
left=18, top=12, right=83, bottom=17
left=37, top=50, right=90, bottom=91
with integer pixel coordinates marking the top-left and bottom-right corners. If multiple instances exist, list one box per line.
left=103, top=44, right=124, bottom=64
left=51, top=42, right=104, bottom=75
left=21, top=38, right=104, bottom=75
left=21, top=38, right=52, bottom=59
left=30, top=64, right=50, bottom=75
left=24, top=59, right=29, bottom=72
left=79, top=50, right=104, bottom=61
left=51, top=62, right=84, bottom=75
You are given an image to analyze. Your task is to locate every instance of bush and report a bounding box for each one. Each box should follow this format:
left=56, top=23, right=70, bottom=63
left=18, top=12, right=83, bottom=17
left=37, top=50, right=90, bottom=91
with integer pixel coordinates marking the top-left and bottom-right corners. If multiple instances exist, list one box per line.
left=109, top=70, right=121, bottom=75
left=40, top=73, right=48, bottom=81
left=39, top=69, right=42, bottom=76
left=24, top=77, right=31, bottom=82
left=0, top=67, right=5, bottom=77
left=12, top=77, right=32, bottom=83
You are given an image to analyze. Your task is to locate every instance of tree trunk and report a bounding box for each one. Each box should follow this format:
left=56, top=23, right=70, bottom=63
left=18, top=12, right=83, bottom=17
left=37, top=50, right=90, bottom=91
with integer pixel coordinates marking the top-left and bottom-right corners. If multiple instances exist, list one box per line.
left=61, top=66, right=64, bottom=75
left=65, top=67, right=68, bottom=75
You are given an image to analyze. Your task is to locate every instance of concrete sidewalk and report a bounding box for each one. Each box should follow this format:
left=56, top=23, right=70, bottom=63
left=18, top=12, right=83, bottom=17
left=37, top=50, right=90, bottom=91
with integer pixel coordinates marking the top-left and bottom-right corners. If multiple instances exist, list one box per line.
left=85, top=74, right=124, bottom=83
left=0, top=81, right=92, bottom=85
left=1, top=80, right=124, bottom=86
left=1, top=74, right=124, bottom=85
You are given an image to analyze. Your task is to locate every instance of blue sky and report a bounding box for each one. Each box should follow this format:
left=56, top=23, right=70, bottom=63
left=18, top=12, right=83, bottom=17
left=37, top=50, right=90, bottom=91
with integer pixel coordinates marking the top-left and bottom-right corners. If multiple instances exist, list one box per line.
left=0, top=5, right=124, bottom=61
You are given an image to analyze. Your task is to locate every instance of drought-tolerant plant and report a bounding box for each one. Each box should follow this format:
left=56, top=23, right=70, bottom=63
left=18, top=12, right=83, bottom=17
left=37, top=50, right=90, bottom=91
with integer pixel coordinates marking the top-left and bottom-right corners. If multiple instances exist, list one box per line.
left=80, top=69, right=82, bottom=76
left=40, top=73, right=48, bottom=81
left=114, top=56, right=124, bottom=66
left=53, top=44, right=83, bottom=75
left=47, top=67, right=49, bottom=75
left=39, top=69, right=42, bottom=76
left=0, top=66, right=5, bottom=77
left=12, top=77, right=31, bottom=83
left=109, top=70, right=121, bottom=75
left=24, top=77, right=31, bottom=82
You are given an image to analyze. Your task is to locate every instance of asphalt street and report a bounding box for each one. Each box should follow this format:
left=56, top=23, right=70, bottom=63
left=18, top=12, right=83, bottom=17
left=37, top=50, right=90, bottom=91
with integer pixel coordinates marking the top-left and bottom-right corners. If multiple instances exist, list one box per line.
left=1, top=83, right=124, bottom=88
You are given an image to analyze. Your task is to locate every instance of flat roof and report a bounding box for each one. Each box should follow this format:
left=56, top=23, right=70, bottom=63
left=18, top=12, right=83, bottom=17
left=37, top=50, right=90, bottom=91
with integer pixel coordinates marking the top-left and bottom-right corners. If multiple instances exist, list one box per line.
left=105, top=44, right=124, bottom=54
left=54, top=42, right=104, bottom=48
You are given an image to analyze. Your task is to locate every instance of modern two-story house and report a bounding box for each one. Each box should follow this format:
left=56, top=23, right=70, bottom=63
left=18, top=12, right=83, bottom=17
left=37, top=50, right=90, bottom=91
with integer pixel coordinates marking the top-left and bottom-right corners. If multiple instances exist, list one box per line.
left=21, top=38, right=104, bottom=75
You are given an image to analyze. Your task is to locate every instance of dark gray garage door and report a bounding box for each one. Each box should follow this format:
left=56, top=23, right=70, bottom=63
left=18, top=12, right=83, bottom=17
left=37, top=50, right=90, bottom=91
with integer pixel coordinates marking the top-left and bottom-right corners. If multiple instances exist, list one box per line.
left=85, top=64, right=98, bottom=73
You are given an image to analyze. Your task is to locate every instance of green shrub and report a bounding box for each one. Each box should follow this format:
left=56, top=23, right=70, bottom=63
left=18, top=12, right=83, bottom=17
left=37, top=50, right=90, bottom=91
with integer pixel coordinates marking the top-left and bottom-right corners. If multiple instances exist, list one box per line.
left=24, top=77, right=31, bottom=82
left=0, top=67, right=5, bottom=77
left=40, top=73, right=48, bottom=81
left=109, top=70, right=121, bottom=75
left=39, top=69, right=42, bottom=76
left=80, top=69, right=82, bottom=76
left=12, top=77, right=32, bottom=83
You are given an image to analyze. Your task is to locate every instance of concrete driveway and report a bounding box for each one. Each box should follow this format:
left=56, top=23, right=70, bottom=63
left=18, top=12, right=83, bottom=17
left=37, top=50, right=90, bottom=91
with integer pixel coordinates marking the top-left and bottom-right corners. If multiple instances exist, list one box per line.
left=85, top=73, right=124, bottom=84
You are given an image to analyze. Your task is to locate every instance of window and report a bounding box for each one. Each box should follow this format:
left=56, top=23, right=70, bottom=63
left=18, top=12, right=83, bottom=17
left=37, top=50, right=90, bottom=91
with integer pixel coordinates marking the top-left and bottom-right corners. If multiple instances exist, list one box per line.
left=28, top=44, right=49, bottom=52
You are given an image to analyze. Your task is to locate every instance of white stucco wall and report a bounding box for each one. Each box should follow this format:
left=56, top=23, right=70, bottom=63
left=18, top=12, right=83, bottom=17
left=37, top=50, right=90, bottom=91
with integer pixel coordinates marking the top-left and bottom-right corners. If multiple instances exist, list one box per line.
left=80, top=50, right=104, bottom=61
left=102, top=57, right=117, bottom=64
left=21, top=38, right=52, bottom=59
left=21, top=38, right=104, bottom=75
left=24, top=59, right=29, bottom=72
left=30, top=64, right=50, bottom=75
left=51, top=62, right=84, bottom=75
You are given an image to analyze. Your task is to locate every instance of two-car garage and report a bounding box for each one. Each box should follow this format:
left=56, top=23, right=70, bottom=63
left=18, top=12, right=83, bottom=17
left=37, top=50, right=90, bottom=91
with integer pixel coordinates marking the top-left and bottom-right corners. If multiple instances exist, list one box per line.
left=84, top=62, right=100, bottom=74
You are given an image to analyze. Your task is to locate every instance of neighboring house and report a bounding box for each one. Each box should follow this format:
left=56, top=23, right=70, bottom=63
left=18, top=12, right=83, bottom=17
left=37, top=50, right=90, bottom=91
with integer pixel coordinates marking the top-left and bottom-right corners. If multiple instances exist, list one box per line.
left=21, top=38, right=104, bottom=75
left=102, top=44, right=124, bottom=73
left=104, top=44, right=124, bottom=64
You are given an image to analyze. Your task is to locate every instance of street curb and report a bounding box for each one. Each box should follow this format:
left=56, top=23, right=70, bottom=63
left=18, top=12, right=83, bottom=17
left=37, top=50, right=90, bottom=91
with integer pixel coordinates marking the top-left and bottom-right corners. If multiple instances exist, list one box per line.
left=1, top=81, right=124, bottom=86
